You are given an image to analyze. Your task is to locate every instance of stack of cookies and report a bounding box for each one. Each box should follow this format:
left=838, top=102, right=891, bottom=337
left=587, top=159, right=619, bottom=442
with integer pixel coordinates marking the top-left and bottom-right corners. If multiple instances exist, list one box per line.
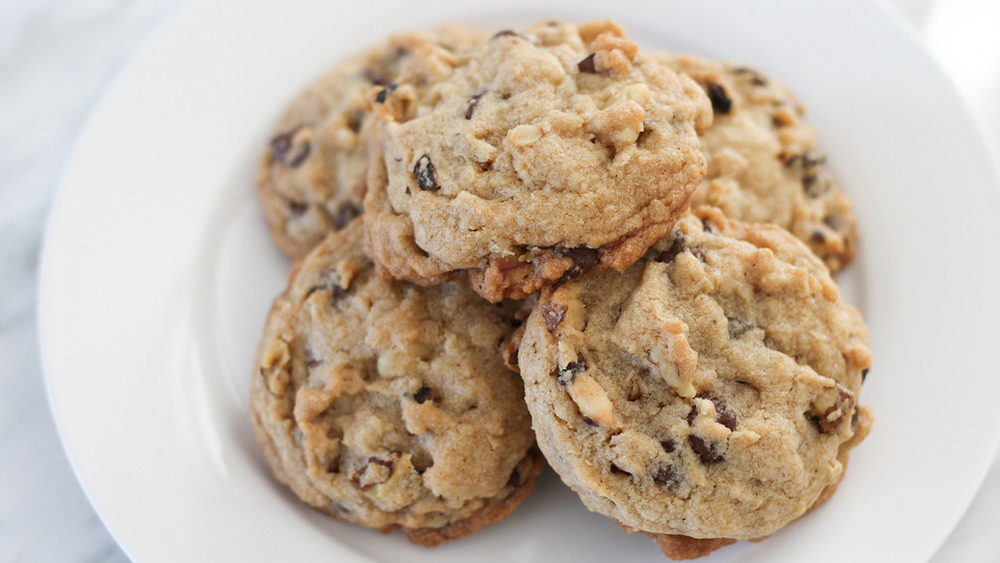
left=249, top=19, right=872, bottom=560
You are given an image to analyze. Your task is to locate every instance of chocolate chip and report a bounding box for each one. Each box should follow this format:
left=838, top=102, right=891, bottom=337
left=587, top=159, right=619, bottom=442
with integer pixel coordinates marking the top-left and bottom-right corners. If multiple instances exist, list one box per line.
left=305, top=269, right=351, bottom=302
left=541, top=303, right=567, bottom=333
left=652, top=466, right=677, bottom=486
left=577, top=53, right=597, bottom=73
left=374, top=82, right=398, bottom=104
left=288, top=200, right=309, bottom=217
left=655, top=231, right=686, bottom=263
left=801, top=150, right=825, bottom=168
left=413, top=154, right=438, bottom=190
left=810, top=230, right=827, bottom=243
left=705, top=82, right=732, bottom=114
left=332, top=202, right=361, bottom=230
left=555, top=245, right=600, bottom=283
left=413, top=386, right=432, bottom=404
left=689, top=246, right=707, bottom=262
left=861, top=368, right=869, bottom=382
left=326, top=458, right=340, bottom=473
left=727, top=316, right=753, bottom=339
left=506, top=348, right=519, bottom=367
left=346, top=109, right=365, bottom=133
left=707, top=396, right=738, bottom=430
left=660, top=438, right=676, bottom=453
left=491, top=29, right=519, bottom=39
left=610, top=463, right=631, bottom=476
left=557, top=359, right=587, bottom=385
left=306, top=356, right=322, bottom=369
left=785, top=150, right=826, bottom=172
left=689, top=435, right=724, bottom=463
left=288, top=144, right=311, bottom=167
left=824, top=215, right=845, bottom=232
left=363, top=67, right=388, bottom=85
left=582, top=416, right=598, bottom=426
left=465, top=92, right=485, bottom=119
left=331, top=285, right=348, bottom=301
left=270, top=131, right=293, bottom=162
left=688, top=395, right=737, bottom=430
left=270, top=129, right=311, bottom=167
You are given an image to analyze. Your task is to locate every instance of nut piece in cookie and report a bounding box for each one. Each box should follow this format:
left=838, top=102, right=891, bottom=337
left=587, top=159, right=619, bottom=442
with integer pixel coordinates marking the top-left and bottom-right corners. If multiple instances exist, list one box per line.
left=250, top=219, right=541, bottom=543
left=363, top=20, right=712, bottom=302
left=518, top=207, right=872, bottom=557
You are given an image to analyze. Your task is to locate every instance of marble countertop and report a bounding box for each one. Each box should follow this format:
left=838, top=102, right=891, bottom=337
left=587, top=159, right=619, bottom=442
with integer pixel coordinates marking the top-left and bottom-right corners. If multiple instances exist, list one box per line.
left=2, top=0, right=998, bottom=560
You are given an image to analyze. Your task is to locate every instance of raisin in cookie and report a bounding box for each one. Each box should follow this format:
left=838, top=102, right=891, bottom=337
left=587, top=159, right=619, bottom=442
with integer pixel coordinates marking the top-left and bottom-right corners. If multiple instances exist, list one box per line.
left=518, top=207, right=871, bottom=557
left=258, top=26, right=487, bottom=259
left=363, top=20, right=712, bottom=302
left=653, top=53, right=858, bottom=271
left=250, top=219, right=541, bottom=545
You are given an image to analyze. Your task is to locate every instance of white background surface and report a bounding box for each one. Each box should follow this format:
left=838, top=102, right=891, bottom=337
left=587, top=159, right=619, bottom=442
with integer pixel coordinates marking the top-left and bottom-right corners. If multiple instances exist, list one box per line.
left=1, top=0, right=998, bottom=561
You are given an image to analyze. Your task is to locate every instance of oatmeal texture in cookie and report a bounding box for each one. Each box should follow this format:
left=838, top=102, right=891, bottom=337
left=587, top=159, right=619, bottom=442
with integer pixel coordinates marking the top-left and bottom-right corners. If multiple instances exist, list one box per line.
left=258, top=26, right=487, bottom=259
left=517, top=207, right=872, bottom=556
left=250, top=220, right=541, bottom=545
left=654, top=53, right=858, bottom=271
left=364, top=20, right=712, bottom=302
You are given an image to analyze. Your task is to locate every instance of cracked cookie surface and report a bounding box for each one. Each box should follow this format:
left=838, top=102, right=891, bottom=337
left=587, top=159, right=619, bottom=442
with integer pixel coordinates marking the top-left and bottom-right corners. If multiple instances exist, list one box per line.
left=517, top=207, right=871, bottom=553
left=258, top=26, right=487, bottom=259
left=250, top=219, right=541, bottom=545
left=654, top=53, right=858, bottom=271
left=363, top=20, right=712, bottom=302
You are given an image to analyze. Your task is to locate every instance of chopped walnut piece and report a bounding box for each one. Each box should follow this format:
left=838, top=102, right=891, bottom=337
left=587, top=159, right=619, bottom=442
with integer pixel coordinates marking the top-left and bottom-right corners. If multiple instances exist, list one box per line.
left=566, top=373, right=614, bottom=426
left=809, top=384, right=855, bottom=434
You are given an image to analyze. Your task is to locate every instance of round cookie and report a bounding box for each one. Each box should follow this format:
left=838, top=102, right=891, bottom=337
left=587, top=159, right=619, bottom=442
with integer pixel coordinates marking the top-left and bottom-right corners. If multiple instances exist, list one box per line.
left=653, top=53, right=858, bottom=272
left=517, top=207, right=872, bottom=555
left=363, top=20, right=712, bottom=302
left=258, top=26, right=487, bottom=259
left=250, top=219, right=541, bottom=545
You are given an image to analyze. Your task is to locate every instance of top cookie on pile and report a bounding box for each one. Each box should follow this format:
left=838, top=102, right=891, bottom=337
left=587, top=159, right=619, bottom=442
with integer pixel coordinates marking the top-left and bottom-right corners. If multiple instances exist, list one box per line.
left=364, top=21, right=712, bottom=302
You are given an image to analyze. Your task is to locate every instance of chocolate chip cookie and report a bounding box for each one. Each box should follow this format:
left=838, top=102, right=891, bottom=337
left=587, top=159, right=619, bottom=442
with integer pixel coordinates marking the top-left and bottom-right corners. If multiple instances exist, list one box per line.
left=250, top=219, right=541, bottom=545
left=258, top=26, right=487, bottom=259
left=363, top=20, right=712, bottom=302
left=654, top=54, right=858, bottom=271
left=517, top=207, right=872, bottom=557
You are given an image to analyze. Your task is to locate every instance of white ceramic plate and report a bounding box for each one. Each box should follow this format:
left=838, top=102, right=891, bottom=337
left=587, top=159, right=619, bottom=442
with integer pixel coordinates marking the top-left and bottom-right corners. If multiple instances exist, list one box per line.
left=38, top=0, right=1000, bottom=561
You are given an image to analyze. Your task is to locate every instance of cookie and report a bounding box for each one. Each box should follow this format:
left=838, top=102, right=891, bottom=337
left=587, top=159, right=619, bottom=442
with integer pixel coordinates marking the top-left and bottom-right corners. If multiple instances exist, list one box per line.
left=363, top=20, right=712, bottom=302
left=250, top=219, right=541, bottom=544
left=258, top=26, right=487, bottom=259
left=517, top=207, right=872, bottom=556
left=653, top=53, right=858, bottom=271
